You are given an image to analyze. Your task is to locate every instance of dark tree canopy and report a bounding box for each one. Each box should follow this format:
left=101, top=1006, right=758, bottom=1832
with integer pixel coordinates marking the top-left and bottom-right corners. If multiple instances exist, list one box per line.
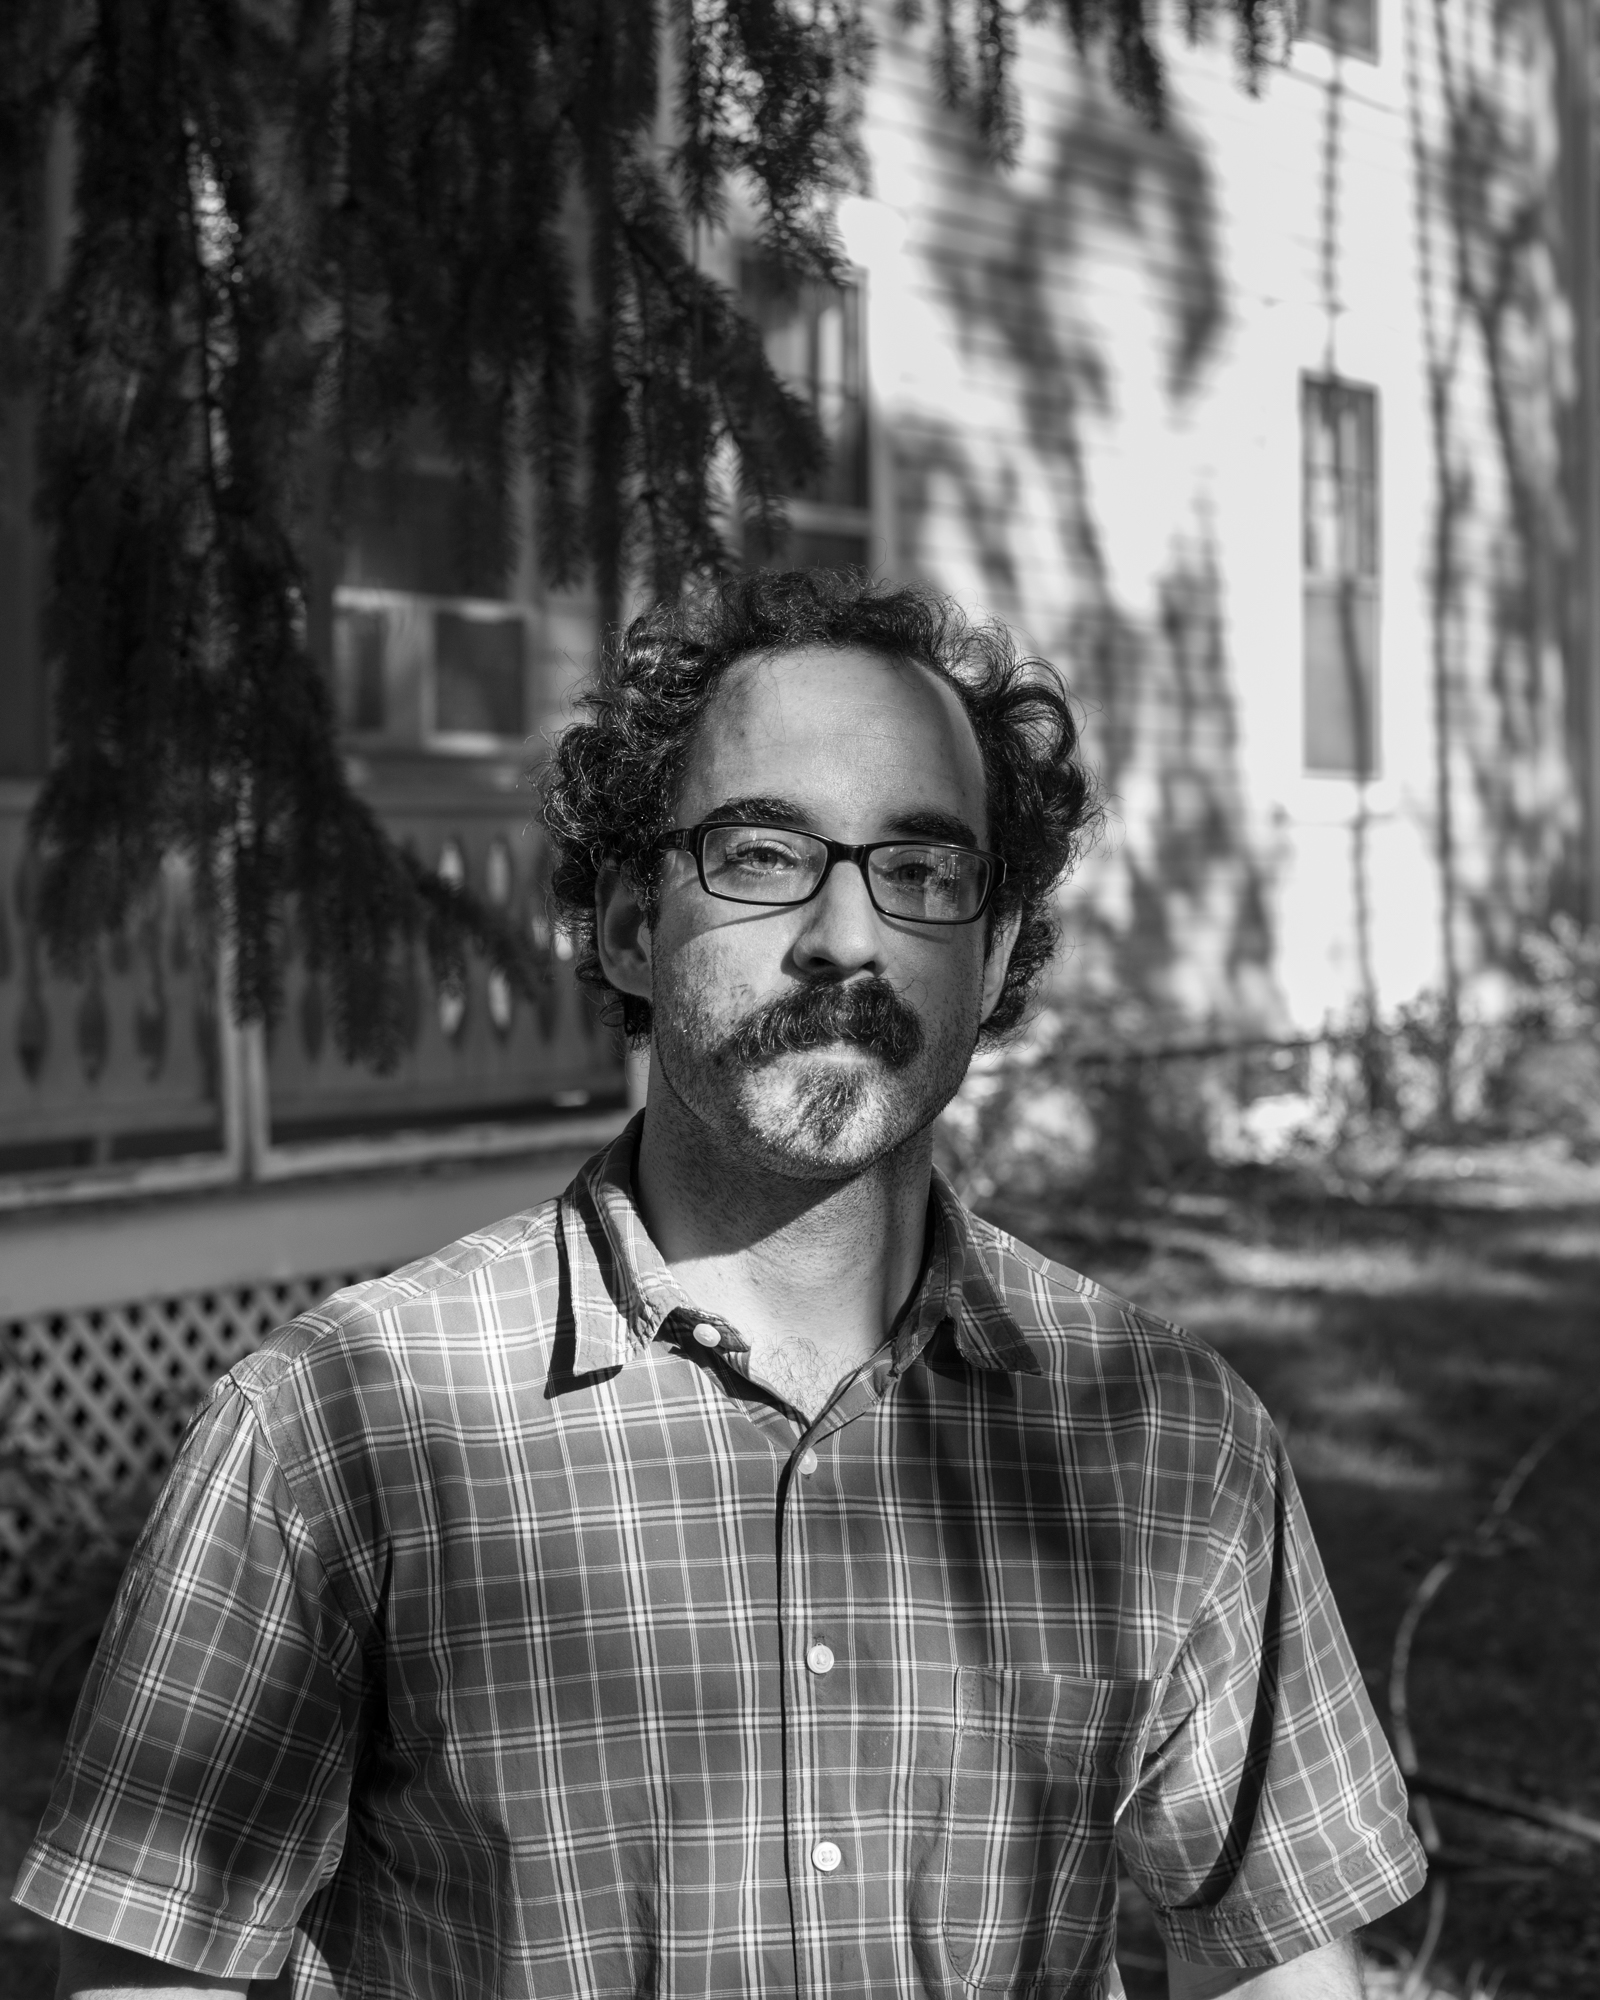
left=0, top=0, right=1286, bottom=1068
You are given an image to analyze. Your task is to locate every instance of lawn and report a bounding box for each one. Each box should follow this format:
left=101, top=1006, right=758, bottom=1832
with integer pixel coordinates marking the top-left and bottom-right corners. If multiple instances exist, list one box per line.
left=4, top=1141, right=1598, bottom=1999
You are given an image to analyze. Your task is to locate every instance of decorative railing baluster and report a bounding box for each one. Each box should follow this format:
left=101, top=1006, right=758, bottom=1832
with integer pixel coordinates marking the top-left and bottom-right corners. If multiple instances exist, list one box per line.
left=0, top=790, right=624, bottom=1201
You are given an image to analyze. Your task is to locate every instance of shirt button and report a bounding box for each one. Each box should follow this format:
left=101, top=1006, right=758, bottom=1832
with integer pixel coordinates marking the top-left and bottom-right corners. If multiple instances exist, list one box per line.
left=811, top=1840, right=842, bottom=1873
left=797, top=1448, right=818, bottom=1475
left=691, top=1322, right=722, bottom=1348
left=806, top=1642, right=835, bottom=1675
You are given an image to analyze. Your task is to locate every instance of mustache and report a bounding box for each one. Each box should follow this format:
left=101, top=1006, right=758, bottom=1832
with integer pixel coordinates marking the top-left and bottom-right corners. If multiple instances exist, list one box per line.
left=714, top=978, right=924, bottom=1071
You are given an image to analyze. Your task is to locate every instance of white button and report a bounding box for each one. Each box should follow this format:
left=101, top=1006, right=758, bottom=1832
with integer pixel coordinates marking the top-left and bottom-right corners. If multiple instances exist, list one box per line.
left=806, top=1642, right=835, bottom=1675
left=811, top=1840, right=842, bottom=1873
left=691, top=1322, right=722, bottom=1348
left=797, top=1449, right=818, bottom=1476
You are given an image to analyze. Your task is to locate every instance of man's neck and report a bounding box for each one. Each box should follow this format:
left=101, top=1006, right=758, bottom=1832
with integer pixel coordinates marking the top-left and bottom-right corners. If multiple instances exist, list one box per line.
left=633, top=1083, right=934, bottom=1391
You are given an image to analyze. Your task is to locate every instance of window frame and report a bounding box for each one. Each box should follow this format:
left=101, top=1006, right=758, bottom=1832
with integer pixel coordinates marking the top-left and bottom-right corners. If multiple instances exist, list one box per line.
left=1300, top=373, right=1382, bottom=780
left=736, top=248, right=874, bottom=573
left=329, top=443, right=544, bottom=755
left=330, top=586, right=541, bottom=756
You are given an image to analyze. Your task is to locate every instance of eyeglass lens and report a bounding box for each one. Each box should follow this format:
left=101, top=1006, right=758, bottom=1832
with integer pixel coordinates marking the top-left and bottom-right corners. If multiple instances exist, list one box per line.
left=700, top=825, right=990, bottom=923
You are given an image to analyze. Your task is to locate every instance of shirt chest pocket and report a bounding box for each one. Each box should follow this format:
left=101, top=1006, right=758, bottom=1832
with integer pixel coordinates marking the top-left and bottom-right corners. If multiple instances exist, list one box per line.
left=940, top=1666, right=1158, bottom=1998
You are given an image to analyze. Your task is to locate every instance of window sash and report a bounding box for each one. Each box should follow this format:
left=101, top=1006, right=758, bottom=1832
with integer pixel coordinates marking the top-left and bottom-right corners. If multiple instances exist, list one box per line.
left=1296, top=0, right=1379, bottom=61
left=1303, top=579, right=1380, bottom=777
left=1301, top=376, right=1380, bottom=777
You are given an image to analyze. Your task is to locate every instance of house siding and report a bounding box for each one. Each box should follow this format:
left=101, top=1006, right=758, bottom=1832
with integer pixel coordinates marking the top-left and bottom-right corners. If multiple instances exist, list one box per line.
left=857, top=0, right=1585, bottom=1039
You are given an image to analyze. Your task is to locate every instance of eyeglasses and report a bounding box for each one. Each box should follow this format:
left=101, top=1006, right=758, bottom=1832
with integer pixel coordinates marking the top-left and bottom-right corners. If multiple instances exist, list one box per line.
left=659, top=821, right=1005, bottom=925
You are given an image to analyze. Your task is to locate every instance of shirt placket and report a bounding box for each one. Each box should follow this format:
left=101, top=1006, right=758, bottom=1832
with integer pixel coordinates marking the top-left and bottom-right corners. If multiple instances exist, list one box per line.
left=776, top=1367, right=890, bottom=1998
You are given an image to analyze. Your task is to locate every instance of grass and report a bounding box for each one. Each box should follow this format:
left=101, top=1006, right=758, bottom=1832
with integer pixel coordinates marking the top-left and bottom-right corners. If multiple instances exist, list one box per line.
left=3, top=1141, right=1598, bottom=1998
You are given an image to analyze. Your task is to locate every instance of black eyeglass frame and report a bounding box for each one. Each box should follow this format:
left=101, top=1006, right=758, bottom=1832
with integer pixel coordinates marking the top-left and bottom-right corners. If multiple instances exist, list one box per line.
left=659, top=821, right=1007, bottom=926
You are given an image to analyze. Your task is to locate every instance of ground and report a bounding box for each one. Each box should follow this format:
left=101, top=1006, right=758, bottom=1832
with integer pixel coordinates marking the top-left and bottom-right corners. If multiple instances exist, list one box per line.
left=3, top=1140, right=1597, bottom=1999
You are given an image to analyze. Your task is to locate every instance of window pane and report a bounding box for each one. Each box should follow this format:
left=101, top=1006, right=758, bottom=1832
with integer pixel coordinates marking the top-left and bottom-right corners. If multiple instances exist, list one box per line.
left=1303, top=582, right=1380, bottom=776
left=739, top=257, right=869, bottom=512
left=1302, top=374, right=1380, bottom=776
left=0, top=545, right=47, bottom=777
left=433, top=612, right=527, bottom=737
left=333, top=607, right=388, bottom=733
left=1302, top=379, right=1377, bottom=579
left=344, top=465, right=505, bottom=600
left=1297, top=0, right=1378, bottom=59
left=778, top=526, right=871, bottom=572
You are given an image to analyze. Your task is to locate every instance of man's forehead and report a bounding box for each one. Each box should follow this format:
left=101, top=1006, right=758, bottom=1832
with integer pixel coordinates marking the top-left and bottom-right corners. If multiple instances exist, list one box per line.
left=675, top=643, right=989, bottom=839
left=707, top=643, right=976, bottom=743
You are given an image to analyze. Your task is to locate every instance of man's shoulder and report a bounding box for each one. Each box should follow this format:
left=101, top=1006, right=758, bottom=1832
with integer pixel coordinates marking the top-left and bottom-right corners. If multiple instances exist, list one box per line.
left=230, top=1195, right=571, bottom=1407
left=960, top=1208, right=1273, bottom=1451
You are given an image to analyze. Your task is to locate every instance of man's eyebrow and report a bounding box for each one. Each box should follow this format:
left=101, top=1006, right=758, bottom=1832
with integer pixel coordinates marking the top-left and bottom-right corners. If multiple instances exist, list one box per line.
left=701, top=795, right=817, bottom=829
left=883, top=808, right=983, bottom=849
left=698, top=799, right=984, bottom=848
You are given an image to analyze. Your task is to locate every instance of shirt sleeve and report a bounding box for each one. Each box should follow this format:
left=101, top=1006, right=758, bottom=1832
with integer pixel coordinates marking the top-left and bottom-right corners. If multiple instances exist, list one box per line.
left=1115, top=1422, right=1428, bottom=1967
left=9, top=1377, right=363, bottom=1983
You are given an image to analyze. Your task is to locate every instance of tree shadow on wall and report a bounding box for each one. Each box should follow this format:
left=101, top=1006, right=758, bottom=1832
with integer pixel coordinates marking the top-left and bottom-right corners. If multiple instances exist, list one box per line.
left=1403, top=0, right=1582, bottom=992
left=893, top=77, right=1282, bottom=1038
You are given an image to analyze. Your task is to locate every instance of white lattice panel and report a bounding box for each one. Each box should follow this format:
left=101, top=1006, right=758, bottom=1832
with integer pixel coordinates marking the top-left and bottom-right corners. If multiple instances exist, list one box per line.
left=0, top=1270, right=371, bottom=1602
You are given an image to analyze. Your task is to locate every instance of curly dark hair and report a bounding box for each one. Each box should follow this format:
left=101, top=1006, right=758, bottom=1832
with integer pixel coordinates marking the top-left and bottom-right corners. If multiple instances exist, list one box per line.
left=537, top=568, right=1100, bottom=1042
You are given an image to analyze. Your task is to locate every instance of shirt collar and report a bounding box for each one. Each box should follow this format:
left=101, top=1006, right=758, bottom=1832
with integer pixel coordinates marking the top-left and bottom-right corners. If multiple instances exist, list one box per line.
left=917, top=1169, right=1045, bottom=1377
left=558, top=1111, right=1042, bottom=1380
left=560, top=1114, right=691, bottom=1376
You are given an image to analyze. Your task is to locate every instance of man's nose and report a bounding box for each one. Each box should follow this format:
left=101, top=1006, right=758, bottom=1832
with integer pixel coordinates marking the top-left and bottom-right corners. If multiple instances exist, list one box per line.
left=790, top=855, right=885, bottom=975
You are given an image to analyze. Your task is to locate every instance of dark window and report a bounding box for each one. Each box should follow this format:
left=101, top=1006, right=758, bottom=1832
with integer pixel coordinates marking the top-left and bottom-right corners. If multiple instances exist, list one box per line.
left=0, top=477, right=49, bottom=778
left=781, top=526, right=873, bottom=571
left=333, top=607, right=388, bottom=734
left=1302, top=377, right=1380, bottom=776
left=329, top=440, right=536, bottom=749
left=0, top=169, right=49, bottom=779
left=739, top=254, right=871, bottom=569
left=433, top=611, right=527, bottom=738
left=343, top=464, right=505, bottom=602
left=1297, top=0, right=1378, bottom=61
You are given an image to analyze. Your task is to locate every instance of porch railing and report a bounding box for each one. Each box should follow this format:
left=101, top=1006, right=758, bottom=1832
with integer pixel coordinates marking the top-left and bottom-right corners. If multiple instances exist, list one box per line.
left=0, top=782, right=627, bottom=1210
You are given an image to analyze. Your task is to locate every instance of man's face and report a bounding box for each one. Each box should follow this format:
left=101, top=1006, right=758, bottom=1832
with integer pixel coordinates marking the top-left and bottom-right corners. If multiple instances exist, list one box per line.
left=622, top=644, right=1017, bottom=1181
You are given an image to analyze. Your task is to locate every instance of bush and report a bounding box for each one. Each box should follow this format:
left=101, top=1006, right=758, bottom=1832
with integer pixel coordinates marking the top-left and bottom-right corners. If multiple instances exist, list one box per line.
left=0, top=1439, right=148, bottom=1710
left=1488, top=916, right=1600, bottom=1154
left=936, top=919, right=1600, bottom=1204
left=935, top=999, right=1262, bottom=1208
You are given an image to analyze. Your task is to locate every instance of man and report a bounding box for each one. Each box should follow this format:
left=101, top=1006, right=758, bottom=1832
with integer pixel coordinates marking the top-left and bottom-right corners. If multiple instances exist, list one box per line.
left=18, top=570, right=1424, bottom=1999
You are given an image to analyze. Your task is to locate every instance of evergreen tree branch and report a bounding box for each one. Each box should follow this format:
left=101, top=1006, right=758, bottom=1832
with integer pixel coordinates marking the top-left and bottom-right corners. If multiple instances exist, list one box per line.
left=3, top=0, right=1291, bottom=1072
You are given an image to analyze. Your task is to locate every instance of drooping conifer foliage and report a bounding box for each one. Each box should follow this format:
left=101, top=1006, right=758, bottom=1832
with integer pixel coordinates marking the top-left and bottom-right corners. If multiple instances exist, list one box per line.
left=0, top=0, right=1284, bottom=1068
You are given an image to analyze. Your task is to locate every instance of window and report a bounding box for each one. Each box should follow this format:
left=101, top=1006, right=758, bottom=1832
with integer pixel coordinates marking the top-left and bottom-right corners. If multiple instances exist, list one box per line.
left=1301, top=377, right=1380, bottom=777
left=1296, top=0, right=1378, bottom=61
left=1, top=169, right=50, bottom=779
left=330, top=459, right=535, bottom=750
left=739, top=253, right=871, bottom=570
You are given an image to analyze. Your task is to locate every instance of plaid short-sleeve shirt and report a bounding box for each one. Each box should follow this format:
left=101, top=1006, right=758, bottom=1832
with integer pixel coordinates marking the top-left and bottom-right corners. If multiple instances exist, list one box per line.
left=16, top=1118, right=1424, bottom=1999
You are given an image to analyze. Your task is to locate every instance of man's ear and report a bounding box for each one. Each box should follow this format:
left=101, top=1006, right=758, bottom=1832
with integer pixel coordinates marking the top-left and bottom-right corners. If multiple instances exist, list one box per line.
left=978, top=908, right=1023, bottom=1027
left=595, top=864, right=653, bottom=1003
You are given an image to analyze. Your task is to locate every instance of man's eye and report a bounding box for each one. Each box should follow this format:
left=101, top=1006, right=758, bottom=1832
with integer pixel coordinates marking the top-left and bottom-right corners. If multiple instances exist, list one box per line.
left=879, top=851, right=949, bottom=886
left=721, top=838, right=804, bottom=872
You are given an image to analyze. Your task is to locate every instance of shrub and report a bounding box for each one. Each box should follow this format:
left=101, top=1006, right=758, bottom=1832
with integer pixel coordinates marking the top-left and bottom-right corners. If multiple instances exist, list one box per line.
left=935, top=919, right=1600, bottom=1204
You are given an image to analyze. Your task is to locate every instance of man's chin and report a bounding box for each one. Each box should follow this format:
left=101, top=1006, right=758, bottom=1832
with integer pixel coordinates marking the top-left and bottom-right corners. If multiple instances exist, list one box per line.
left=736, top=1065, right=910, bottom=1179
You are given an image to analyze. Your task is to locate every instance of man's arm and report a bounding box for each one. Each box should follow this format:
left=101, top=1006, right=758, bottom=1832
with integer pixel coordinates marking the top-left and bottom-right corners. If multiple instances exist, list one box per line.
left=1166, top=1934, right=1364, bottom=1998
left=55, top=1930, right=251, bottom=2000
